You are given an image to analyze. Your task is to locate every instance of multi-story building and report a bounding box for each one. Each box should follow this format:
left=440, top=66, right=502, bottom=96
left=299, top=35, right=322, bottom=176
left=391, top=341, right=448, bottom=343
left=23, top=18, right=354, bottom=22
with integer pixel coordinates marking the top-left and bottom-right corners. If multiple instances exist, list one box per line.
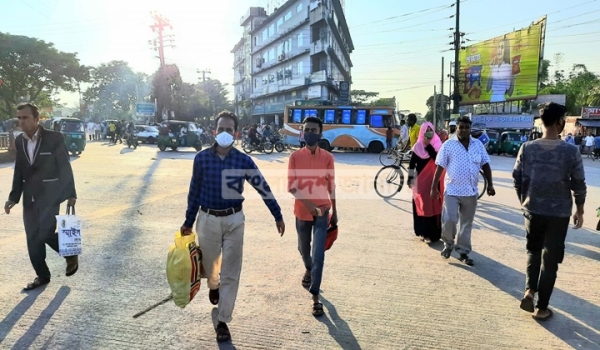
left=232, top=0, right=354, bottom=125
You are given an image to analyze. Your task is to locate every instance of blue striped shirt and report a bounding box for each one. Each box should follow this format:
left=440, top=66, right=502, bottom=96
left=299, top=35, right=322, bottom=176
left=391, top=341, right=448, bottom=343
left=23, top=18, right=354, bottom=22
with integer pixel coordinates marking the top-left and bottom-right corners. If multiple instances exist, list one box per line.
left=184, top=145, right=283, bottom=228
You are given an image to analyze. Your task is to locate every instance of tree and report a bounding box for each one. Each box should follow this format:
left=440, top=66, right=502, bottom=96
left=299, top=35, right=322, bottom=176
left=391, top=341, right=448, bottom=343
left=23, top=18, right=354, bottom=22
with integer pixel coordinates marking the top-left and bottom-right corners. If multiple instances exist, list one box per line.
left=350, top=89, right=379, bottom=105
left=539, top=59, right=551, bottom=89
left=424, top=93, right=451, bottom=124
left=0, top=32, right=89, bottom=118
left=540, top=63, right=600, bottom=115
left=151, top=64, right=184, bottom=122
left=83, top=61, right=149, bottom=121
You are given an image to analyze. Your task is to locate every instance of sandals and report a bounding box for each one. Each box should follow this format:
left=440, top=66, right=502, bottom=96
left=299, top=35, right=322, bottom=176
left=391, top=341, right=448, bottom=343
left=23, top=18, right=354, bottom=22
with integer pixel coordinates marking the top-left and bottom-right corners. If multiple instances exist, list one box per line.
left=301, top=275, right=311, bottom=289
left=520, top=292, right=535, bottom=313
left=215, top=322, right=231, bottom=342
left=532, top=308, right=553, bottom=321
left=459, top=254, right=474, bottom=266
left=66, top=256, right=79, bottom=277
left=312, top=302, right=324, bottom=317
left=209, top=288, right=219, bottom=305
left=23, top=277, right=50, bottom=291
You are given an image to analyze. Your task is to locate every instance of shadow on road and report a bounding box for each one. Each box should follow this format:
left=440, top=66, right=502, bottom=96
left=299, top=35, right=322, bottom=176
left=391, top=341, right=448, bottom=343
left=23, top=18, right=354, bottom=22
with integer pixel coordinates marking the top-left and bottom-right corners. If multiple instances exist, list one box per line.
left=0, top=285, right=48, bottom=343
left=317, top=295, right=362, bottom=350
left=382, top=197, right=410, bottom=215
left=7, top=286, right=70, bottom=349
left=450, top=254, right=600, bottom=349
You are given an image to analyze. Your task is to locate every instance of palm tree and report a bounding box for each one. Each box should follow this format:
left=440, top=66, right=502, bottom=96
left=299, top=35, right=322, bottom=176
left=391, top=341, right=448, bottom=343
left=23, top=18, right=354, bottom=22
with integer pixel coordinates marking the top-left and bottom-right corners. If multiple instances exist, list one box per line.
left=587, top=86, right=600, bottom=106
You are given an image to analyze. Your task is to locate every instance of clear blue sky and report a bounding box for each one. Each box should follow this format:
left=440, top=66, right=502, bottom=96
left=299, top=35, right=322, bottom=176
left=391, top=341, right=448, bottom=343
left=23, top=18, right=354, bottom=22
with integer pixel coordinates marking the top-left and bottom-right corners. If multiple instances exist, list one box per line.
left=2, top=0, right=600, bottom=114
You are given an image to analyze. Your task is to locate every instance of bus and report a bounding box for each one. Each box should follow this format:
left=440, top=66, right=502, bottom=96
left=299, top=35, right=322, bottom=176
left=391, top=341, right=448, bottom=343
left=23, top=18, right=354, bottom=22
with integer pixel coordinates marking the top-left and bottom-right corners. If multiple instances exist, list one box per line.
left=280, top=105, right=400, bottom=153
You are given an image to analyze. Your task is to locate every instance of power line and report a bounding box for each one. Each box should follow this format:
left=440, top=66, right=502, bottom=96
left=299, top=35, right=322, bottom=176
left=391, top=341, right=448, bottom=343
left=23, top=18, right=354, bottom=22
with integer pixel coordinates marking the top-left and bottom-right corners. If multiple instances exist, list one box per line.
left=349, top=2, right=453, bottom=29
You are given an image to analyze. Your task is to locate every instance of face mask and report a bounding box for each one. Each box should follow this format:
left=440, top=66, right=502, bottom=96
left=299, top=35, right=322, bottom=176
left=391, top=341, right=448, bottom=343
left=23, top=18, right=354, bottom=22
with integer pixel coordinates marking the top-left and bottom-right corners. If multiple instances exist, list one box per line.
left=304, top=133, right=320, bottom=147
left=424, top=131, right=434, bottom=139
left=215, top=132, right=234, bottom=148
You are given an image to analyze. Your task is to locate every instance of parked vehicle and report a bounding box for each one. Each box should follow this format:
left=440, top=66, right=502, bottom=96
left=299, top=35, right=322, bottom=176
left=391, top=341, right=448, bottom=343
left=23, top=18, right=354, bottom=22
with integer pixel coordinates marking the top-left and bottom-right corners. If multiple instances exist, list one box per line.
left=488, top=131, right=523, bottom=156
left=157, top=120, right=203, bottom=152
left=135, top=125, right=159, bottom=144
left=485, top=130, right=500, bottom=154
left=53, top=118, right=87, bottom=156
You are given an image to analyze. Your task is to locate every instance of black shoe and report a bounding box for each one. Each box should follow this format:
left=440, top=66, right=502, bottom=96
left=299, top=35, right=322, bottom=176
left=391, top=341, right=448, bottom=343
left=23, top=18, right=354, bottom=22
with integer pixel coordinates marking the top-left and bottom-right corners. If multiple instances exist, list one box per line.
left=23, top=277, right=50, bottom=291
left=441, top=247, right=452, bottom=259
left=459, top=254, right=474, bottom=266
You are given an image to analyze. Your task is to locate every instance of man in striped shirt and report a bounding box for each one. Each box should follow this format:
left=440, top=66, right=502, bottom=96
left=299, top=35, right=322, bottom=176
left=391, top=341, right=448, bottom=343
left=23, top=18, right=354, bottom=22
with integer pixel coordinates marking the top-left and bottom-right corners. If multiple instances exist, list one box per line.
left=180, top=111, right=285, bottom=342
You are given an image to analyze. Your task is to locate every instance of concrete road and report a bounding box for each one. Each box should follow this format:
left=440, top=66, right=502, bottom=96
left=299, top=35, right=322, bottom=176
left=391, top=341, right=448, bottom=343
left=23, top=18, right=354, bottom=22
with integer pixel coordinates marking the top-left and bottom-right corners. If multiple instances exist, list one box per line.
left=0, top=141, right=599, bottom=350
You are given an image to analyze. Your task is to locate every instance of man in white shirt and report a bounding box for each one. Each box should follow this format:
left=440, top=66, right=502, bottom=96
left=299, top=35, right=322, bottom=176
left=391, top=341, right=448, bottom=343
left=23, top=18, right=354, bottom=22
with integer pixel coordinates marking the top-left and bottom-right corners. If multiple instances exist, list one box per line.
left=398, top=119, right=409, bottom=150
left=87, top=121, right=95, bottom=141
left=584, top=133, right=595, bottom=154
left=431, top=116, right=495, bottom=265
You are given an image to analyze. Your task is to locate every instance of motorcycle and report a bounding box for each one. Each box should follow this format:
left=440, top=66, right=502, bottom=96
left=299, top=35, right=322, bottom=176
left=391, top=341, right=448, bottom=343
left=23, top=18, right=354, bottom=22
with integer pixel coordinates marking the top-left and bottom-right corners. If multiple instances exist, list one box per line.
left=243, top=136, right=273, bottom=154
left=269, top=134, right=285, bottom=153
left=126, top=131, right=138, bottom=149
left=200, top=131, right=215, bottom=146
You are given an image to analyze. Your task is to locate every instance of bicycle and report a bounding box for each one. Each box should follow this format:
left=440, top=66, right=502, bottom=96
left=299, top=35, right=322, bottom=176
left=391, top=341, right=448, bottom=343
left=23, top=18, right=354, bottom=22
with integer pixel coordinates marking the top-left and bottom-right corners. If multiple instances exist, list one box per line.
left=373, top=155, right=409, bottom=198
left=379, top=144, right=412, bottom=166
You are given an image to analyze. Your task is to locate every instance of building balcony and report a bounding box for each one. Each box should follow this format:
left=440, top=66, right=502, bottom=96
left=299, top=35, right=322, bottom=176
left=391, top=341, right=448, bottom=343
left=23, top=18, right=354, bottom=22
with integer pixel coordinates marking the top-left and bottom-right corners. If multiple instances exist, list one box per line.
left=310, top=40, right=327, bottom=56
left=233, top=56, right=245, bottom=68
left=309, top=2, right=328, bottom=25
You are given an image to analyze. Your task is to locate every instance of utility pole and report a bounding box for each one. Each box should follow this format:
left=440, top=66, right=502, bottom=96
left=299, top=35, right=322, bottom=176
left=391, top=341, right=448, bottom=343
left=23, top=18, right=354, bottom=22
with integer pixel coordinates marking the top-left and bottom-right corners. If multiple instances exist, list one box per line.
left=197, top=69, right=213, bottom=117
left=439, top=57, right=444, bottom=129
left=150, top=12, right=173, bottom=68
left=433, top=85, right=437, bottom=129
left=450, top=0, right=464, bottom=114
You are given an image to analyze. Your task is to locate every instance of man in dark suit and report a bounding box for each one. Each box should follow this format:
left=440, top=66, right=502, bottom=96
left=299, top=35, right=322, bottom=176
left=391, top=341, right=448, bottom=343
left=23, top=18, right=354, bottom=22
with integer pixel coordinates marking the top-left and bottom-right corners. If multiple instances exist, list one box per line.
left=4, top=103, right=79, bottom=291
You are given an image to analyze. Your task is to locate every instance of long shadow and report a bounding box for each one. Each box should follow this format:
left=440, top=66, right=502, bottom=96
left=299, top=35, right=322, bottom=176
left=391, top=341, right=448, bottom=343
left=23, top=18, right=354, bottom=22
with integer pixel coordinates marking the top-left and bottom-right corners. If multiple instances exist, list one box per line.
left=476, top=201, right=600, bottom=261
left=317, top=295, right=362, bottom=350
left=0, top=285, right=47, bottom=343
left=382, top=197, right=411, bottom=215
left=10, top=286, right=71, bottom=350
left=211, top=307, right=237, bottom=350
left=449, top=254, right=600, bottom=349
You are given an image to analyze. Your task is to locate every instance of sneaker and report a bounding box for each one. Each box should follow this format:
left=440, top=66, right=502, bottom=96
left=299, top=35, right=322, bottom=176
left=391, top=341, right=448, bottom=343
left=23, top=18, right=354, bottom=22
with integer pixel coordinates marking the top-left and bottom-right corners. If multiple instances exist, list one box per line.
left=459, top=254, right=474, bottom=266
left=441, top=247, right=452, bottom=259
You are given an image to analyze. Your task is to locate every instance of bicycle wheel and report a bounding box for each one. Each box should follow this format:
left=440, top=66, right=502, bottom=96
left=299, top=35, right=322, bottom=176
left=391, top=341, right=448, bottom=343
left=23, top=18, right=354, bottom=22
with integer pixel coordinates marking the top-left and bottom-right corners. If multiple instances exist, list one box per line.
left=379, top=149, right=396, bottom=166
left=478, top=170, right=487, bottom=199
left=374, top=165, right=405, bottom=198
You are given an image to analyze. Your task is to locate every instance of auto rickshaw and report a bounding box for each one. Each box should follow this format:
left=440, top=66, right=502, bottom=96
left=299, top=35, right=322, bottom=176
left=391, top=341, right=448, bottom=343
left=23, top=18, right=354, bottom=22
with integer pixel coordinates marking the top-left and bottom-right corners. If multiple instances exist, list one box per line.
left=485, top=130, right=499, bottom=154
left=157, top=120, right=203, bottom=152
left=53, top=118, right=86, bottom=155
left=489, top=131, right=523, bottom=157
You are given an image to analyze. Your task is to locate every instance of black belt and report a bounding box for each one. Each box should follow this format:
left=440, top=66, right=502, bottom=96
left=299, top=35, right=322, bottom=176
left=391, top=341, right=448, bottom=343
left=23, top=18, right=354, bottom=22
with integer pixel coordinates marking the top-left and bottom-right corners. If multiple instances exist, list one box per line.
left=200, top=206, right=242, bottom=217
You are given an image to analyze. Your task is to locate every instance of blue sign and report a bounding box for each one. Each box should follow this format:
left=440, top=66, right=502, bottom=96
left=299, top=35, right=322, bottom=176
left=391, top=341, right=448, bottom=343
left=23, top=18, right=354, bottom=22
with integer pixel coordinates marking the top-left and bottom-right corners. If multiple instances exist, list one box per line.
left=293, top=109, right=302, bottom=123
left=342, top=110, right=351, bottom=124
left=471, top=115, right=534, bottom=129
left=372, top=109, right=390, bottom=115
left=136, top=103, right=156, bottom=116
left=325, top=110, right=335, bottom=123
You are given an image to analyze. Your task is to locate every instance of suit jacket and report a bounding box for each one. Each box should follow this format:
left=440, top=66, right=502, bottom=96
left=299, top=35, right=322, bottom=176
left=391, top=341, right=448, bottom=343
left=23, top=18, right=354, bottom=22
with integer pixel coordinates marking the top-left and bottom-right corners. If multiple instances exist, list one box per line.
left=9, top=126, right=77, bottom=207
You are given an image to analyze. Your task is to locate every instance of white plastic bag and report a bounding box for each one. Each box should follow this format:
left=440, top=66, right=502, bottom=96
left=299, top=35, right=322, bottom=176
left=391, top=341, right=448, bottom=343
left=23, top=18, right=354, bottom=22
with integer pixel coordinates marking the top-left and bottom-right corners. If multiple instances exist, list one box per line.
left=56, top=205, right=82, bottom=257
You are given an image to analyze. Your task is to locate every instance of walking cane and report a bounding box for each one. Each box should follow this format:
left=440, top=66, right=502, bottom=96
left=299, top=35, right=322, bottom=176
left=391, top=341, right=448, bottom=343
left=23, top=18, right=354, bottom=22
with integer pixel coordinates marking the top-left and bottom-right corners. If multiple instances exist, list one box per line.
left=132, top=294, right=173, bottom=318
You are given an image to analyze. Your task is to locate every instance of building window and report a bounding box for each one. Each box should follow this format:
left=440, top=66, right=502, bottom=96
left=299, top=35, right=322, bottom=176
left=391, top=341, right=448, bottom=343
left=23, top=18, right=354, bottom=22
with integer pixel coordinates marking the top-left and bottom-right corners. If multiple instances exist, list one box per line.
left=297, top=62, right=304, bottom=75
left=269, top=48, right=275, bottom=61
left=254, top=36, right=257, bottom=47
left=254, top=79, right=258, bottom=88
left=269, top=24, right=275, bottom=37
left=284, top=11, right=292, bottom=21
left=287, top=38, right=292, bottom=52
left=277, top=18, right=283, bottom=33
left=297, top=33, right=304, bottom=47
left=297, top=3, right=302, bottom=13
left=262, top=30, right=267, bottom=42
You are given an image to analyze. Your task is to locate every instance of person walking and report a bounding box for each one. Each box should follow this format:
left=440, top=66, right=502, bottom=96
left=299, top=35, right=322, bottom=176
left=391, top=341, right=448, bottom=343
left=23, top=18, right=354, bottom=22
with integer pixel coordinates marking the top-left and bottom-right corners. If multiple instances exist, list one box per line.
left=406, top=113, right=421, bottom=148
left=4, top=103, right=78, bottom=290
left=407, top=122, right=444, bottom=244
left=288, top=116, right=337, bottom=317
left=431, top=116, right=495, bottom=265
left=512, top=102, right=586, bottom=321
left=180, top=111, right=285, bottom=343
left=584, top=132, right=595, bottom=155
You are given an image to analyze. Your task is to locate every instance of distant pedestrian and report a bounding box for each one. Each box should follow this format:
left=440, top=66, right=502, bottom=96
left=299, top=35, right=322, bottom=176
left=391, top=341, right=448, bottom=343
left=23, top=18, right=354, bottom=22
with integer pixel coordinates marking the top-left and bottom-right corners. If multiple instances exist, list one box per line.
left=513, top=102, right=586, bottom=321
left=385, top=126, right=393, bottom=150
left=398, top=119, right=409, bottom=150
left=288, top=116, right=337, bottom=317
left=298, top=125, right=305, bottom=148
left=180, top=111, right=285, bottom=342
left=87, top=121, right=95, bottom=141
left=4, top=103, right=79, bottom=291
left=406, top=113, right=420, bottom=148
left=94, top=123, right=101, bottom=140
left=584, top=133, right=594, bottom=154
left=431, top=116, right=495, bottom=265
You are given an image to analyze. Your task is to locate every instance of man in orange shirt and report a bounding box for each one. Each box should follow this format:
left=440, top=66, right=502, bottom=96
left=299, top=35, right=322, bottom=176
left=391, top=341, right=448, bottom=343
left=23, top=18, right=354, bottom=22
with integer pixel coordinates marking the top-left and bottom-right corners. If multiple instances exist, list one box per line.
left=288, top=116, right=337, bottom=317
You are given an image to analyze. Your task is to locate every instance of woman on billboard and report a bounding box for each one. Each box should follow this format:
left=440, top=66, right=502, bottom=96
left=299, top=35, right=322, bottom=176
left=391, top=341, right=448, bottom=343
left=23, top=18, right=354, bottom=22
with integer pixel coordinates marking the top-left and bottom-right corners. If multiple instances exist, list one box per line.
left=486, top=37, right=516, bottom=102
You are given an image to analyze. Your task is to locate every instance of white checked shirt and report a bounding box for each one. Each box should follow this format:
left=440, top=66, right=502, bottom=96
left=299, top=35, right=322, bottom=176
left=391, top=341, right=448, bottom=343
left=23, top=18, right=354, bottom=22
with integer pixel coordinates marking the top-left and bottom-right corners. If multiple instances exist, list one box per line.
left=436, top=136, right=490, bottom=197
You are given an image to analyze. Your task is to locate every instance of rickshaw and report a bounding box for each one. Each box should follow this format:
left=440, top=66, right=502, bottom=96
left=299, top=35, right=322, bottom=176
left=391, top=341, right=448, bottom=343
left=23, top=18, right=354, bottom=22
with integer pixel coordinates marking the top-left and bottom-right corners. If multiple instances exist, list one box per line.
left=488, top=131, right=523, bottom=157
left=484, top=130, right=499, bottom=154
left=53, top=118, right=87, bottom=156
left=157, top=120, right=203, bottom=152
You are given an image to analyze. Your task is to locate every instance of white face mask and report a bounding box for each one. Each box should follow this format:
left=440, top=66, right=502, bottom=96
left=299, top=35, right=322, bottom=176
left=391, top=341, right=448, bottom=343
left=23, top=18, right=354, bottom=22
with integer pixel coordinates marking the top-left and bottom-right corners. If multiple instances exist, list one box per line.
left=215, top=131, right=234, bottom=148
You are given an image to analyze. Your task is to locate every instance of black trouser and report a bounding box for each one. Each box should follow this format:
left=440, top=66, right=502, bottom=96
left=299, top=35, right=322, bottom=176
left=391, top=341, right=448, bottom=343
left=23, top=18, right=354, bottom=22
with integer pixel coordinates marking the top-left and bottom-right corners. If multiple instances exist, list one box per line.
left=524, top=213, right=569, bottom=310
left=23, top=202, right=62, bottom=280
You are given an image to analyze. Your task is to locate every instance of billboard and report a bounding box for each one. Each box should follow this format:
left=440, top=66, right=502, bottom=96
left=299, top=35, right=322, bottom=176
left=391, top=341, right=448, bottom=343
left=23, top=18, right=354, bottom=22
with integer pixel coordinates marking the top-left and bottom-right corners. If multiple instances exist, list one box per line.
left=459, top=17, right=546, bottom=105
left=135, top=103, right=156, bottom=117
left=581, top=107, right=600, bottom=119
left=471, top=114, right=534, bottom=129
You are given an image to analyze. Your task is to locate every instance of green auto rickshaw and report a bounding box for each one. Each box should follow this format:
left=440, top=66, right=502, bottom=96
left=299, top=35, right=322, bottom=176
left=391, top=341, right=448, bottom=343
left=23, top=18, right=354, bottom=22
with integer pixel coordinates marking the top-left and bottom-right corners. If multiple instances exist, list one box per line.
left=490, top=131, right=523, bottom=157
left=485, top=130, right=499, bottom=154
left=157, top=120, right=203, bottom=152
left=53, top=118, right=86, bottom=156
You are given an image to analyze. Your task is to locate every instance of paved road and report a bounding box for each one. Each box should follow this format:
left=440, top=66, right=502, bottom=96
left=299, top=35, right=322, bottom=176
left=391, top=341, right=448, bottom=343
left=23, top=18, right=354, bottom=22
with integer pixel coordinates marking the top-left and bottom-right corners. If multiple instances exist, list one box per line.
left=0, top=141, right=599, bottom=349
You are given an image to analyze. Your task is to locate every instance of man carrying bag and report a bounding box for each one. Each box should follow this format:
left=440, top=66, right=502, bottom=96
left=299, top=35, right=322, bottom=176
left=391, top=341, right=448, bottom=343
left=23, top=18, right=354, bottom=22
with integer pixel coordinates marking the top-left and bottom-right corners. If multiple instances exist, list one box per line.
left=4, top=103, right=79, bottom=291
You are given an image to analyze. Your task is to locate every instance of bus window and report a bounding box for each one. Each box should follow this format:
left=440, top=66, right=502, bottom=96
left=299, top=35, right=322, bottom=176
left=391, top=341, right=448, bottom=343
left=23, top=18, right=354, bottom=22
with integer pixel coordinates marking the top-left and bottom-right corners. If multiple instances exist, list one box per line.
left=370, top=115, right=384, bottom=128
left=383, top=115, right=393, bottom=127
left=293, top=109, right=302, bottom=123
left=342, top=110, right=351, bottom=124
left=356, top=110, right=366, bottom=124
left=324, top=110, right=335, bottom=124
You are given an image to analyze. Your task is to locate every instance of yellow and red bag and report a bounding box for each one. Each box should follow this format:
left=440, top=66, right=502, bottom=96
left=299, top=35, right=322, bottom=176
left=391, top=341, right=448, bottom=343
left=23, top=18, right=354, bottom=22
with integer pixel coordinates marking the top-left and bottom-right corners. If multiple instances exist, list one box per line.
left=166, top=231, right=202, bottom=308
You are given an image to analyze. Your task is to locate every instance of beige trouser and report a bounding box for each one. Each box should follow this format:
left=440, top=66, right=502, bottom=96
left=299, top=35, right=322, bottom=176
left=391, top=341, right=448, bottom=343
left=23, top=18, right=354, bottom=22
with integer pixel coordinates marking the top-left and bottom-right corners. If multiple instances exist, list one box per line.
left=196, top=210, right=245, bottom=323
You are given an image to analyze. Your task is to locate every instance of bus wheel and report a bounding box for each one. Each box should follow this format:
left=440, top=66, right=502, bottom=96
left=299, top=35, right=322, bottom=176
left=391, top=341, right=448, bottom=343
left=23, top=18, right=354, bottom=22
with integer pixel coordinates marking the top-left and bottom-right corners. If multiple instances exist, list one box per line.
left=368, top=141, right=384, bottom=154
left=318, top=140, right=332, bottom=152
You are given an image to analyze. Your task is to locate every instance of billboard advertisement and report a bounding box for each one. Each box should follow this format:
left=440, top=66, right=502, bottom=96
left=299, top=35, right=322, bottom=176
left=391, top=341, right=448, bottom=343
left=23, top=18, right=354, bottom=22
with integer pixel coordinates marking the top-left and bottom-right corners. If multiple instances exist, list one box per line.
left=471, top=115, right=534, bottom=129
left=459, top=18, right=546, bottom=105
left=581, top=107, right=600, bottom=119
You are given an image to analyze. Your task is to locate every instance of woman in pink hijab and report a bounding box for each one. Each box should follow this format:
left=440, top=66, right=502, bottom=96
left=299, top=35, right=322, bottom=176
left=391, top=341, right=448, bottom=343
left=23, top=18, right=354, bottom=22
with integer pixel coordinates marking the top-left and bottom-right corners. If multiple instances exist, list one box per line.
left=407, top=122, right=445, bottom=243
